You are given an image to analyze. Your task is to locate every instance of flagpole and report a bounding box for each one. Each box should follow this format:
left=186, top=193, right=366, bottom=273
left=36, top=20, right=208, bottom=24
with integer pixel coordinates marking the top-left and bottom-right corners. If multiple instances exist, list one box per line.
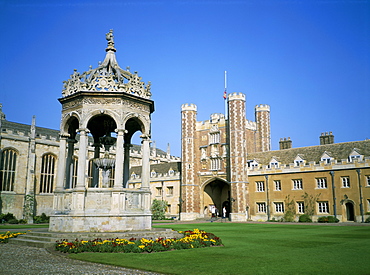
left=224, top=71, right=228, bottom=119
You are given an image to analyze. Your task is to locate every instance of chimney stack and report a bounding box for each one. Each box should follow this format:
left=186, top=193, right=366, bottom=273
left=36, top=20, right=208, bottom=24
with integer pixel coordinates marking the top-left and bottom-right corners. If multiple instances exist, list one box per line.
left=320, top=132, right=334, bottom=145
left=279, top=137, right=292, bottom=150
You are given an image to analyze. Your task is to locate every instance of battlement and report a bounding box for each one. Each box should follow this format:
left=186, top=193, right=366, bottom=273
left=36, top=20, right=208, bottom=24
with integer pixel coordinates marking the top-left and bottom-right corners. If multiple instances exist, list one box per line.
left=248, top=156, right=370, bottom=175
left=228, top=92, right=246, bottom=101
left=255, top=104, right=270, bottom=112
left=210, top=113, right=225, bottom=123
left=245, top=119, right=257, bottom=130
left=181, top=103, right=197, bottom=111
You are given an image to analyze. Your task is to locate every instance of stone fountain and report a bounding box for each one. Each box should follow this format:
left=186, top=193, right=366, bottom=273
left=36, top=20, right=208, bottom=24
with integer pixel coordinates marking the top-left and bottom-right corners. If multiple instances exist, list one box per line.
left=94, top=134, right=116, bottom=187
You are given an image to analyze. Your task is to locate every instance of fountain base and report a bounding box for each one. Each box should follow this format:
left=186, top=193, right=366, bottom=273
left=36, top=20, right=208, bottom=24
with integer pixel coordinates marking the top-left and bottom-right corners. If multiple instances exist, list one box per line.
left=50, top=188, right=152, bottom=232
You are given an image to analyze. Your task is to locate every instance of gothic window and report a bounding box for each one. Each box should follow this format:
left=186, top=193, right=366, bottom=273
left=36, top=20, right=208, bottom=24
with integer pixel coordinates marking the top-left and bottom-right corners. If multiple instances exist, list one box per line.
left=71, top=156, right=78, bottom=188
left=256, top=181, right=265, bottom=192
left=274, top=202, right=284, bottom=213
left=0, top=148, right=17, bottom=191
left=316, top=178, right=327, bottom=189
left=318, top=201, right=329, bottom=213
left=297, top=202, right=304, bottom=214
left=341, top=176, right=350, bottom=188
left=274, top=180, right=281, bottom=191
left=257, top=202, right=266, bottom=213
left=292, top=179, right=303, bottom=190
left=39, top=154, right=56, bottom=193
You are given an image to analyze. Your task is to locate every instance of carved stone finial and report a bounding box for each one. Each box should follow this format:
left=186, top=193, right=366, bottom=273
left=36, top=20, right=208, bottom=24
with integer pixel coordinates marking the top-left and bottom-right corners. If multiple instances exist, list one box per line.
left=105, top=29, right=115, bottom=52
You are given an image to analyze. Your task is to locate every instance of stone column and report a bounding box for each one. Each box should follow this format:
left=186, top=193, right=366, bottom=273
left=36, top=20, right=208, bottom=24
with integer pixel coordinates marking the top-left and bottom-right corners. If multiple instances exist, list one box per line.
left=91, top=142, right=101, bottom=188
left=114, top=129, right=125, bottom=188
left=141, top=134, right=151, bottom=189
left=75, top=129, right=88, bottom=190
left=55, top=135, right=68, bottom=191
left=123, top=143, right=131, bottom=187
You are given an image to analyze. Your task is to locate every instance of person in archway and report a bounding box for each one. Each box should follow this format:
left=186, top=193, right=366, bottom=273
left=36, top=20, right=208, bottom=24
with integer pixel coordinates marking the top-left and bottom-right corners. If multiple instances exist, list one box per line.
left=222, top=207, right=227, bottom=219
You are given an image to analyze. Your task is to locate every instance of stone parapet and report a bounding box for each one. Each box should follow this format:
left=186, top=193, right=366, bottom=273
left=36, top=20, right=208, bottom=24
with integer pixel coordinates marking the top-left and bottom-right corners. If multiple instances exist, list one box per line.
left=181, top=103, right=197, bottom=111
left=255, top=104, right=270, bottom=112
left=228, top=92, right=245, bottom=101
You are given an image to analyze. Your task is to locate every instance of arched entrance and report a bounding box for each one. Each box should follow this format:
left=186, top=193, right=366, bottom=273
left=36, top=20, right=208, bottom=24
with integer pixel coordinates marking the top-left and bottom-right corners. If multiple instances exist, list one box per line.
left=203, top=178, right=230, bottom=218
left=345, top=202, right=355, bottom=221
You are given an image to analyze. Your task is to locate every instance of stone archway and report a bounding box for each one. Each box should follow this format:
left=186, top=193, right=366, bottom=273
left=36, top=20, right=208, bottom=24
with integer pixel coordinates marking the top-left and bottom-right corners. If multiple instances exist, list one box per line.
left=345, top=202, right=355, bottom=221
left=202, top=178, right=230, bottom=218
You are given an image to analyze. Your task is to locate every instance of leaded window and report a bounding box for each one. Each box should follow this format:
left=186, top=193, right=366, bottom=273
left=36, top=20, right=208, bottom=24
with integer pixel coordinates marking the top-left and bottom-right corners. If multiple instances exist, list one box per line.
left=39, top=154, right=56, bottom=193
left=316, top=178, right=327, bottom=189
left=256, top=181, right=265, bottom=192
left=292, top=179, right=303, bottom=190
left=0, top=148, right=17, bottom=191
left=342, top=176, right=350, bottom=188
left=257, top=202, right=266, bottom=213
left=274, top=202, right=284, bottom=213
left=318, top=201, right=329, bottom=213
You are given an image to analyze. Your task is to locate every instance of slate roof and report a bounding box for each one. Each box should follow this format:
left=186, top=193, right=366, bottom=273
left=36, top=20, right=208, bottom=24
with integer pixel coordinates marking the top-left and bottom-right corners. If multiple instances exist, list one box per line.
left=130, top=161, right=181, bottom=176
left=1, top=120, right=60, bottom=139
left=247, top=140, right=370, bottom=165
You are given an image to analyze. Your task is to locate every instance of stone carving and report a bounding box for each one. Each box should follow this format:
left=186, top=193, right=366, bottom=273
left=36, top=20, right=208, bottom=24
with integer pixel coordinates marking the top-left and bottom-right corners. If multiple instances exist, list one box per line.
left=62, top=31, right=151, bottom=99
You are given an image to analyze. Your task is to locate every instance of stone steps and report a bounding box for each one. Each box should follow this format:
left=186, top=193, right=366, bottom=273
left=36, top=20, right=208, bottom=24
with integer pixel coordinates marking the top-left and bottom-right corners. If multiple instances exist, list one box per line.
left=9, top=228, right=183, bottom=249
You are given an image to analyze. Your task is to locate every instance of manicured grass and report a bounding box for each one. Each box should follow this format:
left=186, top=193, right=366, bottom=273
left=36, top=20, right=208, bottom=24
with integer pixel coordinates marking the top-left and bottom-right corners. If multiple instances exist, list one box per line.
left=0, top=224, right=49, bottom=230
left=69, top=223, right=370, bottom=275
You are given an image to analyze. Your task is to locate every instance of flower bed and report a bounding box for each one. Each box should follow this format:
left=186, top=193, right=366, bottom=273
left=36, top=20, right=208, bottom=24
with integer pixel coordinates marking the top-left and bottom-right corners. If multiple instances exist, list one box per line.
left=0, top=231, right=25, bottom=243
left=55, top=228, right=223, bottom=254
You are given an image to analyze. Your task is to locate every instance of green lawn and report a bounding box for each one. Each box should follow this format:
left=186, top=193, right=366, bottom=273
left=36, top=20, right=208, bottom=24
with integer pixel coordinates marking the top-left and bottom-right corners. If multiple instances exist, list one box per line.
left=68, top=223, right=370, bottom=275
left=0, top=224, right=49, bottom=230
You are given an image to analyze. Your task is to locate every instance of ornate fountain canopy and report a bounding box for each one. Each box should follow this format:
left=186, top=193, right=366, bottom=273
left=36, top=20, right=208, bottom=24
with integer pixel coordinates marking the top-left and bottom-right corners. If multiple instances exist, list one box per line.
left=62, top=30, right=151, bottom=99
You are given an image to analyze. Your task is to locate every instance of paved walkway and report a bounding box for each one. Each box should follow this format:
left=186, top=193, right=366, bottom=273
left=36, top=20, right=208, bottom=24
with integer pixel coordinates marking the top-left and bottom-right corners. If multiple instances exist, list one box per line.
left=0, top=244, right=161, bottom=275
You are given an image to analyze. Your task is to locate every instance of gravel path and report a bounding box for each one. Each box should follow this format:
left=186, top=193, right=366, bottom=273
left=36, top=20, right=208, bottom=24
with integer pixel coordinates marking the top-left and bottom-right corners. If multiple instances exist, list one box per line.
left=0, top=244, right=162, bottom=275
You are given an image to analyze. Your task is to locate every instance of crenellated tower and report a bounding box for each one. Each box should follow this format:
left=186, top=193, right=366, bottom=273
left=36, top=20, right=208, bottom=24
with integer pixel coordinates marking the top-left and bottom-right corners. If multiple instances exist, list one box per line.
left=227, top=93, right=248, bottom=221
left=255, top=104, right=271, bottom=152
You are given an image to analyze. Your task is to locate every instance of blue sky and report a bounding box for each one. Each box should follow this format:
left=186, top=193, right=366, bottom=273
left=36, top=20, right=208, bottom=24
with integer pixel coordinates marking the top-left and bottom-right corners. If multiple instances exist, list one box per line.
left=1, top=0, right=369, bottom=157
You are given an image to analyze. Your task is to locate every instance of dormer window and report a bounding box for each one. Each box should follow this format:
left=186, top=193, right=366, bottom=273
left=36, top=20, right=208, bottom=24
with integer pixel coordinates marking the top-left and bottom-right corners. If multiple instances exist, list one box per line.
left=247, top=159, right=259, bottom=168
left=168, top=169, right=174, bottom=176
left=269, top=157, right=279, bottom=169
left=294, top=155, right=305, bottom=167
left=348, top=149, right=363, bottom=162
left=321, top=151, right=334, bottom=164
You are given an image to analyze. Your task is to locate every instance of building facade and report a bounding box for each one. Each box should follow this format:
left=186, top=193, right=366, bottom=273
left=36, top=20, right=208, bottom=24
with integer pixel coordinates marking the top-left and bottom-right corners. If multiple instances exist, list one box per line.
left=1, top=33, right=369, bottom=223
left=180, top=94, right=370, bottom=222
